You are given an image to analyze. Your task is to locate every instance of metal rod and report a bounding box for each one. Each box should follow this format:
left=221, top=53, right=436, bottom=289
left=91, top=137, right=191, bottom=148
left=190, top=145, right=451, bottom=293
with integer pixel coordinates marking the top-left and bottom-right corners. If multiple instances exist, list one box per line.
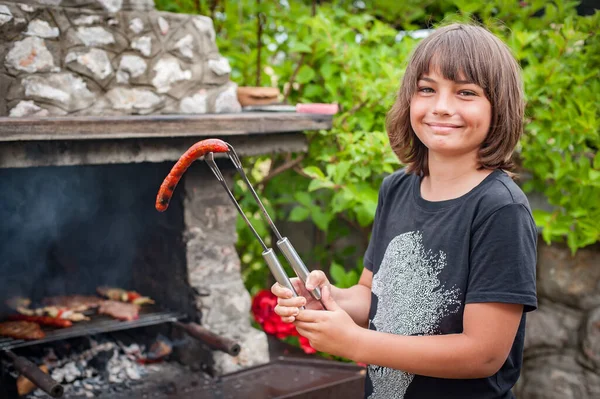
left=174, top=322, right=241, bottom=356
left=225, top=144, right=324, bottom=307
left=226, top=144, right=283, bottom=240
left=205, top=152, right=301, bottom=303
left=3, top=350, right=64, bottom=398
left=205, top=152, right=268, bottom=251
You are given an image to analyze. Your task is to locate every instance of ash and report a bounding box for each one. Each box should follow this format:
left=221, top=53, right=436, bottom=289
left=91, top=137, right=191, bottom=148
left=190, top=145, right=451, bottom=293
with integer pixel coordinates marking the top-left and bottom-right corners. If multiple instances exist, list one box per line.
left=27, top=339, right=162, bottom=398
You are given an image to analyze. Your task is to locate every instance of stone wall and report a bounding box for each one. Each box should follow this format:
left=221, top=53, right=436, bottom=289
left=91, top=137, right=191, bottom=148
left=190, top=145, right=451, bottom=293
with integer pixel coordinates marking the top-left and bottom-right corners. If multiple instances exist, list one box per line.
left=516, top=241, right=600, bottom=398
left=0, top=0, right=241, bottom=117
left=183, top=165, right=269, bottom=375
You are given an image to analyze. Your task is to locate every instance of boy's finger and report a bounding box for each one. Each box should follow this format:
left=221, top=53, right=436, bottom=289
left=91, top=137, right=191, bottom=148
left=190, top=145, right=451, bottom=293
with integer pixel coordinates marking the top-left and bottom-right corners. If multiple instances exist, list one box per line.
left=305, top=270, right=327, bottom=290
left=274, top=304, right=300, bottom=318
left=271, top=282, right=293, bottom=298
left=277, top=296, right=306, bottom=308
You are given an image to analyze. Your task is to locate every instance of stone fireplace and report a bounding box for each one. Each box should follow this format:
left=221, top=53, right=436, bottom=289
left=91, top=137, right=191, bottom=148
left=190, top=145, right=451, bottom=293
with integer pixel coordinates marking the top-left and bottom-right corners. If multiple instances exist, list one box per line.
left=0, top=0, right=343, bottom=397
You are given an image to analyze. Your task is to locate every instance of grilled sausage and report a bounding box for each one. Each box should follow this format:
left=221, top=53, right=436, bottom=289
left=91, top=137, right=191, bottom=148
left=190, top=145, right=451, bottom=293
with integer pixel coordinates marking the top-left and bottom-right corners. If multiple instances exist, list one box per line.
left=156, top=138, right=229, bottom=212
left=8, top=314, right=73, bottom=328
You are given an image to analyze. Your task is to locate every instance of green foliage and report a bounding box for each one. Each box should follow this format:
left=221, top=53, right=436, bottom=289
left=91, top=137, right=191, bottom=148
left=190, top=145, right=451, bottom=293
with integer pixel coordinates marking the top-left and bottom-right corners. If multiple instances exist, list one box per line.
left=155, top=0, right=600, bottom=291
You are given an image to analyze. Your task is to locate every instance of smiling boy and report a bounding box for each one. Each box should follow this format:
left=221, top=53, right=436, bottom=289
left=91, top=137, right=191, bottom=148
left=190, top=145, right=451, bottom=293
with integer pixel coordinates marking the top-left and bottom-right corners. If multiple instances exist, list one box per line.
left=272, top=23, right=537, bottom=399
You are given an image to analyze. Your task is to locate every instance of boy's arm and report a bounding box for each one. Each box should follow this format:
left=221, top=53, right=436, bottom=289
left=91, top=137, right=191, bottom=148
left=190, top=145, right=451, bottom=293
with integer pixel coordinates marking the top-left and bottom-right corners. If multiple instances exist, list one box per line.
left=295, top=299, right=523, bottom=379
left=330, top=269, right=372, bottom=328
left=352, top=302, right=523, bottom=378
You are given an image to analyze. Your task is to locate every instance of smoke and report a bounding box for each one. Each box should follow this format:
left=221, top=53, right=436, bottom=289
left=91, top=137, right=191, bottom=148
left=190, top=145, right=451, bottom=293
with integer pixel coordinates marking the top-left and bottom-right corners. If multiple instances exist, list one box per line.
left=0, top=162, right=170, bottom=310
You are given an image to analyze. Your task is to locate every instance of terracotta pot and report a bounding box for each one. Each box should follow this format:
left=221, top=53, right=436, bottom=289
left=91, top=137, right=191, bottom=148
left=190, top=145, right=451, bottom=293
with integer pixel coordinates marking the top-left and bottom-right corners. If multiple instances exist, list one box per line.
left=237, top=86, right=281, bottom=106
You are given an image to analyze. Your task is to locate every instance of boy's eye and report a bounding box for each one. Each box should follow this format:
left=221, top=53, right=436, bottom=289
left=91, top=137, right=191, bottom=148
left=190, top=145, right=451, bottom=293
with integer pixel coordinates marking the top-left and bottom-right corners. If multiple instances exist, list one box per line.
left=458, top=90, right=477, bottom=96
left=418, top=87, right=434, bottom=93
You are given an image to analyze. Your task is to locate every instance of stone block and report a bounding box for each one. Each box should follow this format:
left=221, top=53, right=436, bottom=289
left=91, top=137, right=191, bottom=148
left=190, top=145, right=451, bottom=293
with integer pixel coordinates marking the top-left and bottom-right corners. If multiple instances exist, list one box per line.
left=75, top=25, right=128, bottom=53
left=194, top=277, right=253, bottom=329
left=104, top=86, right=163, bottom=114
left=203, top=57, right=231, bottom=85
left=177, top=88, right=208, bottom=114
left=212, top=326, right=270, bottom=375
left=4, top=36, right=59, bottom=74
left=66, top=10, right=105, bottom=26
left=537, top=242, right=600, bottom=309
left=14, top=72, right=98, bottom=112
left=521, top=353, right=596, bottom=399
left=149, top=55, right=192, bottom=97
left=7, top=98, right=67, bottom=116
left=126, top=14, right=148, bottom=35
left=129, top=30, right=161, bottom=58
left=24, top=18, right=59, bottom=38
left=582, top=306, right=600, bottom=370
left=8, top=99, right=49, bottom=116
left=187, top=240, right=242, bottom=286
left=113, top=52, right=147, bottom=84
left=212, top=82, right=242, bottom=113
left=65, top=47, right=115, bottom=87
left=524, top=300, right=582, bottom=352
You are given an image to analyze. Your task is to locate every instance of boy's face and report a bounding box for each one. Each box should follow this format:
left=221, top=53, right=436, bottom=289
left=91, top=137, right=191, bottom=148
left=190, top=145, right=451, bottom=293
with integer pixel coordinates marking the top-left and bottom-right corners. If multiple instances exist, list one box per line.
left=410, top=68, right=492, bottom=160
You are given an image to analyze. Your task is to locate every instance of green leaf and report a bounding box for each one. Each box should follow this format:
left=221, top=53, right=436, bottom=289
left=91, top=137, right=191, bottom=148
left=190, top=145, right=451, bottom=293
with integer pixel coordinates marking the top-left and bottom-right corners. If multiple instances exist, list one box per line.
left=289, top=42, right=313, bottom=53
left=311, top=208, right=332, bottom=231
left=294, top=191, right=313, bottom=208
left=302, top=166, right=326, bottom=179
left=296, top=65, right=316, bottom=84
left=289, top=206, right=310, bottom=222
left=308, top=179, right=335, bottom=191
left=329, top=262, right=346, bottom=285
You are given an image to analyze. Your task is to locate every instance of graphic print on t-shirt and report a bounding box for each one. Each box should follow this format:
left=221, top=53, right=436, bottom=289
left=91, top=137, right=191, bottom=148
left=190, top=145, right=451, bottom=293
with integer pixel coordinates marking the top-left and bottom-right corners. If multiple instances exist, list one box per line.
left=367, top=231, right=461, bottom=399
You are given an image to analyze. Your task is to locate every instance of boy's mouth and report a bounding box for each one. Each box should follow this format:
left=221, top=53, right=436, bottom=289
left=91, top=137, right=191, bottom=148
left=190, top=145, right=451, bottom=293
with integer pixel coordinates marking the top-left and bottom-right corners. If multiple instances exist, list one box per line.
left=425, top=122, right=463, bottom=133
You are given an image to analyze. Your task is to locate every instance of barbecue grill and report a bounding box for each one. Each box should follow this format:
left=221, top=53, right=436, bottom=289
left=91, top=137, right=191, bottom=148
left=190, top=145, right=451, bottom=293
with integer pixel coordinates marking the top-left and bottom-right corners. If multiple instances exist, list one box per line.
left=0, top=306, right=240, bottom=398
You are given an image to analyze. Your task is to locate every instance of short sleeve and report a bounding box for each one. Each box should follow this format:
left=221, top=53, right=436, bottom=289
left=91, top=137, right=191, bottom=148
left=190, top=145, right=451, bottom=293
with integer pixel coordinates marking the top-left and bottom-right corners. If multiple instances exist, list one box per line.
left=466, top=203, right=538, bottom=312
left=363, top=181, right=388, bottom=271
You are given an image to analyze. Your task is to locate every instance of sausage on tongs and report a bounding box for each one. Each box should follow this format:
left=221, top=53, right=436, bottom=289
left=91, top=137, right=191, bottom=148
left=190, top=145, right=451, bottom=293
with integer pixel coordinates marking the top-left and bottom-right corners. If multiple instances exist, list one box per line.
left=155, top=138, right=325, bottom=309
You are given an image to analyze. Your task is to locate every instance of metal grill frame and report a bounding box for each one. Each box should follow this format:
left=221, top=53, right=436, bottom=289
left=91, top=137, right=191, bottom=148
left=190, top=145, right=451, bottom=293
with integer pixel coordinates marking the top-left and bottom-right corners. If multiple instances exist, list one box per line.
left=0, top=308, right=186, bottom=351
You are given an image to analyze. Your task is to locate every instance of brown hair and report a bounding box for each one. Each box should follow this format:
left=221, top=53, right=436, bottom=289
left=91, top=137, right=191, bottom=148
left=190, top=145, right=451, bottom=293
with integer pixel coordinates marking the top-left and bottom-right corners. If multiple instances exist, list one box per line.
left=386, top=23, right=524, bottom=176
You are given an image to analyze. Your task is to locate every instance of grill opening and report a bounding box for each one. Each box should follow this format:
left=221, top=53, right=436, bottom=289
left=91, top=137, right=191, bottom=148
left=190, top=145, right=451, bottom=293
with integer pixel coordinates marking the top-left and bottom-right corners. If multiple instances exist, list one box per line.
left=0, top=162, right=219, bottom=398
left=0, top=162, right=194, bottom=319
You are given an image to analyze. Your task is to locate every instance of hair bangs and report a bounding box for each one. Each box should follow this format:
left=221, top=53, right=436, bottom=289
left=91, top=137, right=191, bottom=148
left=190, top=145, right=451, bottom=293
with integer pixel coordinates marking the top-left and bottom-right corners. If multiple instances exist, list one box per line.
left=412, top=28, right=490, bottom=96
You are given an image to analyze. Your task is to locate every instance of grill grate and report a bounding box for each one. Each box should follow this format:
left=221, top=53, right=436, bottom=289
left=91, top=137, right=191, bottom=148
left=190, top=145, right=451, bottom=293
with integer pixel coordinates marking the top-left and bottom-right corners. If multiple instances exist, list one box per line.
left=0, top=307, right=186, bottom=351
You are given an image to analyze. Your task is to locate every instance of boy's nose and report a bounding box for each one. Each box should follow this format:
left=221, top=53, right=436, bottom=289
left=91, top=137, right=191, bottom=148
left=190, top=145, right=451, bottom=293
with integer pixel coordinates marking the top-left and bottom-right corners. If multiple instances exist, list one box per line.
left=432, top=93, right=455, bottom=116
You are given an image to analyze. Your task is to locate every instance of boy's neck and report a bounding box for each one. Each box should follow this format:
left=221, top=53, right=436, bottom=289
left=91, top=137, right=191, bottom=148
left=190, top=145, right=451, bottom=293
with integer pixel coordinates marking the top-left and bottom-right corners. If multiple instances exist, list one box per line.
left=420, top=151, right=493, bottom=202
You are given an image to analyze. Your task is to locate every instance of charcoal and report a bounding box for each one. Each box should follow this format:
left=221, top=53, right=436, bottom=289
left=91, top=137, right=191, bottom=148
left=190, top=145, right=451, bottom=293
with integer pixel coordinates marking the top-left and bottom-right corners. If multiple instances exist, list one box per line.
left=87, top=349, right=113, bottom=371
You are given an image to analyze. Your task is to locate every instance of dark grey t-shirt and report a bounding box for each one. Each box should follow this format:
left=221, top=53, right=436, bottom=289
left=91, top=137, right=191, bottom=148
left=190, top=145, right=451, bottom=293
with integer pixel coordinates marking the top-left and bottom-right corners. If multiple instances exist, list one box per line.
left=363, top=168, right=537, bottom=399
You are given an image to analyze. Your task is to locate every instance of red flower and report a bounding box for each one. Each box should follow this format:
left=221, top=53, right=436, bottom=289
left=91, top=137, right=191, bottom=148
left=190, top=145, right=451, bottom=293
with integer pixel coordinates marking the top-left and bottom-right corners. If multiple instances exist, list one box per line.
left=251, top=289, right=277, bottom=325
left=251, top=289, right=315, bottom=354
left=299, top=336, right=317, bottom=354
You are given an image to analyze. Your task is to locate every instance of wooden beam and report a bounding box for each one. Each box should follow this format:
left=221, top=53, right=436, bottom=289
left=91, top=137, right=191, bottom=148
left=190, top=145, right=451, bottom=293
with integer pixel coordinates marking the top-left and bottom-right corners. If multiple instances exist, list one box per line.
left=0, top=112, right=333, bottom=142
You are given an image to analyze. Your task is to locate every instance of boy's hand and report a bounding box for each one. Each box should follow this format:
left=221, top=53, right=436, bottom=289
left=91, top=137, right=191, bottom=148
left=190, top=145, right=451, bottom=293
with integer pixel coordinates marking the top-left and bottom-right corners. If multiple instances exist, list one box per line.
left=294, top=285, right=361, bottom=359
left=272, top=270, right=331, bottom=323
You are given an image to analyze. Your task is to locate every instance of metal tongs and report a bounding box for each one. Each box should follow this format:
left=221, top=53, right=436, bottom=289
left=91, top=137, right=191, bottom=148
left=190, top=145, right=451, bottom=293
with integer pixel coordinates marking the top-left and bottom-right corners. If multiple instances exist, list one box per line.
left=205, top=143, right=324, bottom=309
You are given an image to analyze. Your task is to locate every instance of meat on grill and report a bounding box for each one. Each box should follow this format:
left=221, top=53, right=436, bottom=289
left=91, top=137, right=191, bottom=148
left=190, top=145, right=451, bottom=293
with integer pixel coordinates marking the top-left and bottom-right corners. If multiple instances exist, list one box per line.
left=0, top=321, right=45, bottom=340
left=8, top=314, right=72, bottom=328
left=98, top=300, right=140, bottom=321
left=5, top=297, right=31, bottom=310
left=16, top=305, right=90, bottom=322
left=41, top=295, right=105, bottom=312
left=97, top=286, right=155, bottom=305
